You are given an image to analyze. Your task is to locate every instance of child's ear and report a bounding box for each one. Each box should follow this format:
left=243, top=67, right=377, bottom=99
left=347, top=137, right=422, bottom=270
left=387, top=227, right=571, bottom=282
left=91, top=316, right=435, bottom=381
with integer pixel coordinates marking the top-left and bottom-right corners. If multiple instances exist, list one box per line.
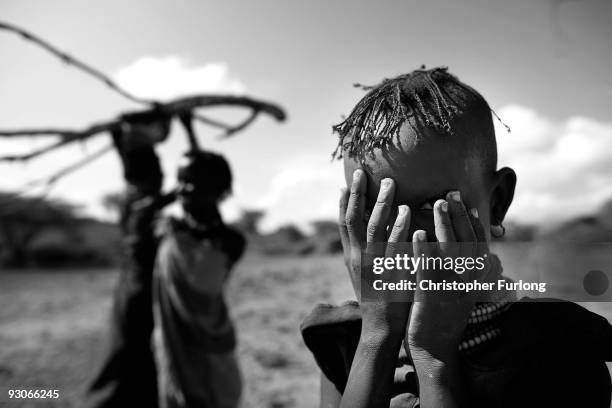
left=489, top=167, right=516, bottom=226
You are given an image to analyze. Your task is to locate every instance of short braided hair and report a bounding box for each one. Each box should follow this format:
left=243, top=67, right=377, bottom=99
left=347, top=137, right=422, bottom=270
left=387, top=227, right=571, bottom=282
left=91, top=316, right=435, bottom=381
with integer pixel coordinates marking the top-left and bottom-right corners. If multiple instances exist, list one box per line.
left=332, top=66, right=509, bottom=162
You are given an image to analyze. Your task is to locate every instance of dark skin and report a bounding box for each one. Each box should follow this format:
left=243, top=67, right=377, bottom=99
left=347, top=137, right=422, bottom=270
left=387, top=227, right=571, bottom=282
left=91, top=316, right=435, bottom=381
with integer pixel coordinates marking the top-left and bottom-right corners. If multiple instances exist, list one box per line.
left=176, top=178, right=224, bottom=226
left=324, top=123, right=516, bottom=408
left=117, top=121, right=224, bottom=226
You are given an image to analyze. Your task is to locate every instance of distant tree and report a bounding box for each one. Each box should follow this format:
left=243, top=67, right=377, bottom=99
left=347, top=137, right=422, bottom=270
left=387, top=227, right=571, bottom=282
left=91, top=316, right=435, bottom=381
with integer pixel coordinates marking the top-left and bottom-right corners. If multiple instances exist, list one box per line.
left=233, top=209, right=265, bottom=236
left=0, top=192, right=80, bottom=266
left=310, top=220, right=343, bottom=254
left=271, top=225, right=305, bottom=242
left=311, top=220, right=338, bottom=237
left=504, top=221, right=537, bottom=242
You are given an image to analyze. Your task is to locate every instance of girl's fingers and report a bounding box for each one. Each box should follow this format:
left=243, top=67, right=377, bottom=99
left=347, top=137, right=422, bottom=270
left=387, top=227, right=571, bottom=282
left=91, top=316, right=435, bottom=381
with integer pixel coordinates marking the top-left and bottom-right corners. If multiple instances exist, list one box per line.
left=385, top=206, right=399, bottom=240
left=385, top=206, right=412, bottom=303
left=338, top=187, right=351, bottom=265
left=446, top=191, right=476, bottom=242
left=345, top=169, right=367, bottom=251
left=366, top=178, right=396, bottom=244
left=386, top=205, right=411, bottom=257
left=468, top=208, right=487, bottom=243
left=468, top=208, right=490, bottom=260
left=433, top=199, right=455, bottom=248
left=412, top=230, right=431, bottom=296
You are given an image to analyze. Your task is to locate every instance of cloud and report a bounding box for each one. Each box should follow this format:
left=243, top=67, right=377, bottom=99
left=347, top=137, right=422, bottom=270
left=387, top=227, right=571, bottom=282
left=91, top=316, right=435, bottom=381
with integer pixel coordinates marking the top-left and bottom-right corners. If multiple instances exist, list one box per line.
left=0, top=56, right=248, bottom=219
left=495, top=105, right=612, bottom=225
left=247, top=156, right=345, bottom=233
left=113, top=56, right=246, bottom=101
left=3, top=99, right=610, bottom=234
left=249, top=106, right=612, bottom=233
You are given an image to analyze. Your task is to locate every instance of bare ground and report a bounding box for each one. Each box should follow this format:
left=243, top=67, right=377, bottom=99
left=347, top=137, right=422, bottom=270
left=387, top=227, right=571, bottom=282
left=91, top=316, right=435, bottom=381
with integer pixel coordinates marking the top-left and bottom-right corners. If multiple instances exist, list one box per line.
left=0, top=254, right=351, bottom=408
left=1, top=252, right=610, bottom=407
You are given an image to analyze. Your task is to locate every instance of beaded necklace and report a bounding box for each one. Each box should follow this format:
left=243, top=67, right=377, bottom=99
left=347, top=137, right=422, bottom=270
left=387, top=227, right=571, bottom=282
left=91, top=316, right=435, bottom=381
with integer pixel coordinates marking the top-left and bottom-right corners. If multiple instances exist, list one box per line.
left=459, top=300, right=513, bottom=352
left=455, top=253, right=517, bottom=353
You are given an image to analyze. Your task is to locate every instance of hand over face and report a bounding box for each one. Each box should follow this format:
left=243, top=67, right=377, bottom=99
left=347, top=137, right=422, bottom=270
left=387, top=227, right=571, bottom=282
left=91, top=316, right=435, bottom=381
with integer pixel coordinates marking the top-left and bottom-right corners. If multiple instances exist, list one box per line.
left=407, top=191, right=489, bottom=360
left=338, top=170, right=490, bottom=351
left=338, top=169, right=412, bottom=333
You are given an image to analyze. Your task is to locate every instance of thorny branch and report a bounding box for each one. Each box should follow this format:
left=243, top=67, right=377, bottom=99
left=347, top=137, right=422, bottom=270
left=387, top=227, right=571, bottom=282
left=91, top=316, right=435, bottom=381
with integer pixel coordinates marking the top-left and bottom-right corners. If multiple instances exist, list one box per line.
left=0, top=21, right=287, bottom=188
left=0, top=21, right=155, bottom=106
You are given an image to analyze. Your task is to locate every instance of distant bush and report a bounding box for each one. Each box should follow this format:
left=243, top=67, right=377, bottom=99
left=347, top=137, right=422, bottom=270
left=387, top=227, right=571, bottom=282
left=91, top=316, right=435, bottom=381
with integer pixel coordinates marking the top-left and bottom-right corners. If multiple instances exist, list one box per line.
left=250, top=221, right=342, bottom=256
left=29, top=243, right=114, bottom=267
left=0, top=191, right=122, bottom=269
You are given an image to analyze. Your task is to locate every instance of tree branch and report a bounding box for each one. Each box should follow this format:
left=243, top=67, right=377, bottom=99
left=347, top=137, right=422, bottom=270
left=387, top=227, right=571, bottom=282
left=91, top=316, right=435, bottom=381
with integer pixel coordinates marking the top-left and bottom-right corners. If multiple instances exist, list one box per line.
left=0, top=21, right=287, bottom=165
left=218, top=109, right=259, bottom=138
left=0, top=129, right=79, bottom=138
left=0, top=95, right=286, bottom=161
left=23, top=143, right=113, bottom=190
left=0, top=21, right=155, bottom=106
left=0, top=120, right=120, bottom=161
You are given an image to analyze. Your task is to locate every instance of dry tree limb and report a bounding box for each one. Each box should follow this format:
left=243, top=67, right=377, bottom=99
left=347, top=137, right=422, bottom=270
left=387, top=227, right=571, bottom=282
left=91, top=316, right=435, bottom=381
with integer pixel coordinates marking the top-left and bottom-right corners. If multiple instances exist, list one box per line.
left=219, top=109, right=259, bottom=138
left=0, top=21, right=287, bottom=164
left=0, top=95, right=286, bottom=161
left=193, top=113, right=235, bottom=130
left=0, top=129, right=80, bottom=138
left=194, top=109, right=262, bottom=138
left=0, top=143, right=114, bottom=207
left=24, top=143, right=114, bottom=190
left=0, top=120, right=120, bottom=161
left=0, top=21, right=154, bottom=106
left=159, top=95, right=286, bottom=122
left=0, top=21, right=287, bottom=126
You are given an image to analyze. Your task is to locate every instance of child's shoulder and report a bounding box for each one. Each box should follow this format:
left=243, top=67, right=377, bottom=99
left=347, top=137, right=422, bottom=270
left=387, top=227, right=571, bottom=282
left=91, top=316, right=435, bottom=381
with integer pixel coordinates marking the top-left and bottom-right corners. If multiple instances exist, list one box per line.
left=301, top=298, right=612, bottom=356
left=301, top=299, right=612, bottom=406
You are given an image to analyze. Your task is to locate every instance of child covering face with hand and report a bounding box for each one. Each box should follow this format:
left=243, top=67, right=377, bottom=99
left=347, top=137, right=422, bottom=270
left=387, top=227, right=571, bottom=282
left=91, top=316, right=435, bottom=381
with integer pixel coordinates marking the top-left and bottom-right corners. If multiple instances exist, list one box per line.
left=301, top=67, right=612, bottom=408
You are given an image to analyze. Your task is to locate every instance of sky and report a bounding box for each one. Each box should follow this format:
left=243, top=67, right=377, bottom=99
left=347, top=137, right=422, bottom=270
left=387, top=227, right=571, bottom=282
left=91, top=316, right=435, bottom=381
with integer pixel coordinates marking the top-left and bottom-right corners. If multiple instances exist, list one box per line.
left=1, top=0, right=611, bottom=232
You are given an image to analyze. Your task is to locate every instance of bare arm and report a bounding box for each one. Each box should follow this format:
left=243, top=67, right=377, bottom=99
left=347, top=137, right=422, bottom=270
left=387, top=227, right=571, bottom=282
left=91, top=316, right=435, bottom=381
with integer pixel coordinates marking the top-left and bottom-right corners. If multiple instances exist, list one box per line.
left=411, top=349, right=464, bottom=408
left=340, top=325, right=404, bottom=408
left=337, top=171, right=412, bottom=408
left=336, top=174, right=485, bottom=407
left=407, top=192, right=490, bottom=407
left=320, top=373, right=341, bottom=408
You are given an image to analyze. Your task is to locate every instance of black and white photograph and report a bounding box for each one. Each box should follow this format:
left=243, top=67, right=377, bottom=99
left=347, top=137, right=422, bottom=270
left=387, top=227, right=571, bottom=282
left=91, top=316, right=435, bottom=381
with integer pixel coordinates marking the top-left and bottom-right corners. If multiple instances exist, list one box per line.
left=1, top=1, right=611, bottom=407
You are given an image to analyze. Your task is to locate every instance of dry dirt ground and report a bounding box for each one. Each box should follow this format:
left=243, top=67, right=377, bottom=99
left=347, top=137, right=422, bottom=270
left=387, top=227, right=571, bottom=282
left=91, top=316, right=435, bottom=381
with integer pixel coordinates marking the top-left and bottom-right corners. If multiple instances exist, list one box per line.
left=0, top=254, right=352, bottom=408
left=1, top=252, right=611, bottom=408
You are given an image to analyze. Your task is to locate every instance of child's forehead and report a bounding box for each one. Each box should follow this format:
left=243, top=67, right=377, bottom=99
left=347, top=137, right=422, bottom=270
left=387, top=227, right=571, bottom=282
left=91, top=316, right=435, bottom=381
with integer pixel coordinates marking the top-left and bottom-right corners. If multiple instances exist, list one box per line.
left=343, top=132, right=483, bottom=205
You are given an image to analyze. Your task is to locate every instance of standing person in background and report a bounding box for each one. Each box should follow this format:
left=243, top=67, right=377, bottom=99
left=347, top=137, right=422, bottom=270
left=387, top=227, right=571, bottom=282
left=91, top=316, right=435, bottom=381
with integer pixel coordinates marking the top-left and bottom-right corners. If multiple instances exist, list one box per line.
left=88, top=112, right=170, bottom=408
left=153, top=148, right=245, bottom=408
left=88, top=112, right=246, bottom=408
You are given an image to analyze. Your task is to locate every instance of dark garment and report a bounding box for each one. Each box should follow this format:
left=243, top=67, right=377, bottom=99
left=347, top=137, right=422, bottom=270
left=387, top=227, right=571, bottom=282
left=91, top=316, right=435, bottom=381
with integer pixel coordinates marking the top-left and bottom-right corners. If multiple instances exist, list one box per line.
left=88, top=191, right=160, bottom=408
left=87, top=193, right=246, bottom=408
left=153, top=218, right=244, bottom=408
left=87, top=138, right=166, bottom=408
left=301, top=299, right=612, bottom=408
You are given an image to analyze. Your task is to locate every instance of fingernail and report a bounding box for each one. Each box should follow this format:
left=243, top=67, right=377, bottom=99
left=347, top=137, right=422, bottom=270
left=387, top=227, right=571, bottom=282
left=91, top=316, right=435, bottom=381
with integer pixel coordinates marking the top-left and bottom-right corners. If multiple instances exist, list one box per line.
left=470, top=208, right=479, bottom=218
left=380, top=178, right=392, bottom=190
left=449, top=191, right=461, bottom=202
left=398, top=205, right=408, bottom=216
left=351, top=170, right=362, bottom=189
left=440, top=201, right=448, bottom=212
left=415, top=230, right=427, bottom=241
